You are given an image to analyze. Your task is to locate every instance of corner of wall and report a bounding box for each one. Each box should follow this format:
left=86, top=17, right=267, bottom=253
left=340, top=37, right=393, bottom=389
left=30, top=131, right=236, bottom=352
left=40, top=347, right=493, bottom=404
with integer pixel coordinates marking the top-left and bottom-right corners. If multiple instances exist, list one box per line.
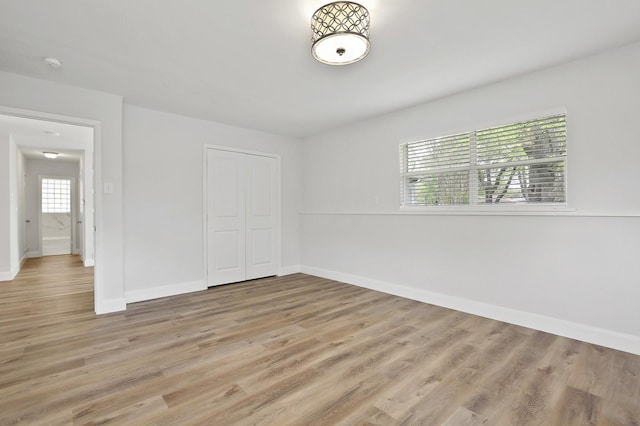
left=278, top=265, right=301, bottom=276
left=125, top=280, right=206, bottom=305
left=95, top=298, right=127, bottom=315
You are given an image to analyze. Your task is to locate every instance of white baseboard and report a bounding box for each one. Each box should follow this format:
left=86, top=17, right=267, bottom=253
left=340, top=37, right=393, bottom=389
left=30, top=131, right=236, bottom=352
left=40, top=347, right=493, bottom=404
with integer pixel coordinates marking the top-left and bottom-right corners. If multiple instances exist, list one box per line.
left=278, top=265, right=301, bottom=276
left=0, top=270, right=17, bottom=282
left=96, top=298, right=126, bottom=315
left=301, top=266, right=640, bottom=356
left=83, top=258, right=94, bottom=267
left=27, top=251, right=41, bottom=258
left=0, top=261, right=22, bottom=282
left=125, top=280, right=206, bottom=304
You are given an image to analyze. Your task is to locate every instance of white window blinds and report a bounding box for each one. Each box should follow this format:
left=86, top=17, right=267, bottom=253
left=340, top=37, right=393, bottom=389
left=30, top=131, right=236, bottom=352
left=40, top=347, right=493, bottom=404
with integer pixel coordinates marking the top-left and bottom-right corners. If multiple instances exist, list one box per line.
left=400, top=114, right=567, bottom=207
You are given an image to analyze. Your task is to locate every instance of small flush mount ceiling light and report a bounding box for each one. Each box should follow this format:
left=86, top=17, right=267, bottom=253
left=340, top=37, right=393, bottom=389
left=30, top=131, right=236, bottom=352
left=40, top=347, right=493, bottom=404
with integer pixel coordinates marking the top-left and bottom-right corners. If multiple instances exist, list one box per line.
left=43, top=152, right=59, bottom=159
left=43, top=57, right=63, bottom=69
left=311, top=2, right=370, bottom=65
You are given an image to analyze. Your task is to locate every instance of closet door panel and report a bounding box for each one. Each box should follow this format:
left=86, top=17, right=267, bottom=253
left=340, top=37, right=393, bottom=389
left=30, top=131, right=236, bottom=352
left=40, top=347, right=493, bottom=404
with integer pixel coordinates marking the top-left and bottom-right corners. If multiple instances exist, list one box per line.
left=245, top=154, right=278, bottom=280
left=206, top=149, right=246, bottom=286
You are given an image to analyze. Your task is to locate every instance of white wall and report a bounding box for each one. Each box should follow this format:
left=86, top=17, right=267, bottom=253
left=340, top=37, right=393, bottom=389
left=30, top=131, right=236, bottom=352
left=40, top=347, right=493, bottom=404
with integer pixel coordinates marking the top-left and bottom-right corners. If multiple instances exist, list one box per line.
left=0, top=132, right=11, bottom=279
left=24, top=159, right=79, bottom=257
left=123, top=105, right=301, bottom=302
left=16, top=149, right=26, bottom=263
left=76, top=155, right=84, bottom=257
left=8, top=135, right=19, bottom=275
left=301, top=41, right=640, bottom=354
left=0, top=133, right=24, bottom=280
left=0, top=70, right=124, bottom=313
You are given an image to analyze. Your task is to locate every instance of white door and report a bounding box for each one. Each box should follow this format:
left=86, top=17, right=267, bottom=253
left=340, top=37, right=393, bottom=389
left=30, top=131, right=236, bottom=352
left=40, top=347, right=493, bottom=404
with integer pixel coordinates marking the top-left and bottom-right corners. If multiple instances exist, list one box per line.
left=207, top=149, right=246, bottom=285
left=206, top=148, right=279, bottom=286
left=245, top=154, right=278, bottom=280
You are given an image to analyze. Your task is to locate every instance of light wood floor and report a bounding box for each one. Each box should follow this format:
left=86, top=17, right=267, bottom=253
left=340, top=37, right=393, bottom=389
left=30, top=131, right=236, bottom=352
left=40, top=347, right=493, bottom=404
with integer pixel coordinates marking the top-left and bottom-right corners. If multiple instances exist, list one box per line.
left=1, top=256, right=639, bottom=425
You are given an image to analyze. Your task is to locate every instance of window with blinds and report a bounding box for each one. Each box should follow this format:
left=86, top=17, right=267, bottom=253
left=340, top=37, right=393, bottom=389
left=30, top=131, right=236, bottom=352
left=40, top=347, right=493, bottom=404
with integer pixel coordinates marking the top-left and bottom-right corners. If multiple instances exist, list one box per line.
left=400, top=114, right=567, bottom=207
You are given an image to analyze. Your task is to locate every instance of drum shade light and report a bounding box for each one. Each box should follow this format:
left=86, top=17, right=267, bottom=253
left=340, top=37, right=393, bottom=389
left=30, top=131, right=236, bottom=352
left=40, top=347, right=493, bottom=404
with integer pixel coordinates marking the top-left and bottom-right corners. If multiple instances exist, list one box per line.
left=311, top=2, right=371, bottom=65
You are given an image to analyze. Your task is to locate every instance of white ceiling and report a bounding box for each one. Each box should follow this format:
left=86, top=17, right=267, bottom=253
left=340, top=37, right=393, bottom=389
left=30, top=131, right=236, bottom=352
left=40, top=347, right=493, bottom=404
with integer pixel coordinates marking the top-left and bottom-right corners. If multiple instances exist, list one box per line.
left=19, top=146, right=82, bottom=162
left=1, top=1, right=639, bottom=138
left=0, top=114, right=90, bottom=161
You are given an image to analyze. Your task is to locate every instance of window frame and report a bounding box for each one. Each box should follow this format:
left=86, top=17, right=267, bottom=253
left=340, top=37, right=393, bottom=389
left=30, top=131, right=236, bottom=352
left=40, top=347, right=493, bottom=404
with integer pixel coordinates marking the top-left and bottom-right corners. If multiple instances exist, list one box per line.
left=399, top=113, right=569, bottom=213
left=41, top=177, right=72, bottom=214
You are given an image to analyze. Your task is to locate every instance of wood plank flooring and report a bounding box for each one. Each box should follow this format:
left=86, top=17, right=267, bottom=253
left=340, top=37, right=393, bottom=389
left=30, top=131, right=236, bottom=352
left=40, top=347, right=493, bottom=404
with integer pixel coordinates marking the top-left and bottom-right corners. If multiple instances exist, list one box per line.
left=1, top=255, right=639, bottom=425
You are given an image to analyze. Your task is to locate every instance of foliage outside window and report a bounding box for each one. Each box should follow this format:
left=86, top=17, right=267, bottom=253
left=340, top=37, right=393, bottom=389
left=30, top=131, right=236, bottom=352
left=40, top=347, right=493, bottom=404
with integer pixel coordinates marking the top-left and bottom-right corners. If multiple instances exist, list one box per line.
left=400, top=114, right=567, bottom=207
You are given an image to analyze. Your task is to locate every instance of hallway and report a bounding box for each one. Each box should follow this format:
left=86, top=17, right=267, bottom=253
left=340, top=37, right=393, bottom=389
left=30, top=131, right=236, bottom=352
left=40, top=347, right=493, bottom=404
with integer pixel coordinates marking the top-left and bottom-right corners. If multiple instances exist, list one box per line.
left=1, top=254, right=93, bottom=317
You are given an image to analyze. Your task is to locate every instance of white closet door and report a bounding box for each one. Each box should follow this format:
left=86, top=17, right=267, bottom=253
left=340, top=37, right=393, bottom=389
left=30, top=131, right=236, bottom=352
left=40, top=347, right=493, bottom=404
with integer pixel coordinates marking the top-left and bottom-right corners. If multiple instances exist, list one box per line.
left=245, top=154, right=278, bottom=280
left=207, top=148, right=279, bottom=286
left=207, top=149, right=246, bottom=286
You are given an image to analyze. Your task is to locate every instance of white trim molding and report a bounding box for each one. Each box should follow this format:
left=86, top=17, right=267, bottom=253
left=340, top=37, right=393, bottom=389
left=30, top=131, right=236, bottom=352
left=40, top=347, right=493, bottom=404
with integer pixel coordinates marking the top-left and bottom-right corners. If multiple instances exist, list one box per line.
left=300, top=210, right=640, bottom=218
left=95, top=298, right=126, bottom=315
left=1, top=263, right=21, bottom=281
left=278, top=265, right=301, bottom=276
left=0, top=269, right=18, bottom=282
left=125, top=280, right=206, bottom=304
left=301, top=265, right=640, bottom=356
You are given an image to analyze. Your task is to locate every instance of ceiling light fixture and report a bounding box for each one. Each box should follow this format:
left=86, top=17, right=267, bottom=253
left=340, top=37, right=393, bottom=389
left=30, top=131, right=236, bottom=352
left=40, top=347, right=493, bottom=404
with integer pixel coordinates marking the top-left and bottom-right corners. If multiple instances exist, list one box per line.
left=311, top=2, right=370, bottom=65
left=43, top=57, right=63, bottom=69
left=43, top=152, right=59, bottom=159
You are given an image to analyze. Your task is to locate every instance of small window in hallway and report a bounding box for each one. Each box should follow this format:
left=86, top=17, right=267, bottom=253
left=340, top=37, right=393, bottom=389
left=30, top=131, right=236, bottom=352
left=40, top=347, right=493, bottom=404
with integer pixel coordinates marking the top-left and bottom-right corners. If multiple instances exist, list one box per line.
left=42, top=178, right=71, bottom=213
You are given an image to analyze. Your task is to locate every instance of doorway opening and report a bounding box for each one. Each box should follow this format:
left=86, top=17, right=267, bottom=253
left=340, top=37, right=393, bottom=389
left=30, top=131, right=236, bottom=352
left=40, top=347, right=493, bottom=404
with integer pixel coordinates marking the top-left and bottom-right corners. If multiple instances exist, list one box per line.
left=40, top=177, right=74, bottom=256
left=0, top=109, right=97, bottom=311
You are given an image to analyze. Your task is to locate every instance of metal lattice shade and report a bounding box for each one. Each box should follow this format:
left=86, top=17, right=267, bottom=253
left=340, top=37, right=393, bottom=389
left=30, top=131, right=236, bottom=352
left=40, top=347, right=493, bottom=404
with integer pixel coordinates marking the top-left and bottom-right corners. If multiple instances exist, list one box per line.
left=311, top=2, right=370, bottom=65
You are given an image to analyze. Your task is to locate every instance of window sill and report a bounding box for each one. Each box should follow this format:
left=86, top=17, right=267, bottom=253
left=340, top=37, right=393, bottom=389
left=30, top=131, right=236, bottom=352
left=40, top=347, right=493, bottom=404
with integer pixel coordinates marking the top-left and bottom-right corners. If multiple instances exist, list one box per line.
left=398, top=205, right=575, bottom=216
left=300, top=210, right=640, bottom=218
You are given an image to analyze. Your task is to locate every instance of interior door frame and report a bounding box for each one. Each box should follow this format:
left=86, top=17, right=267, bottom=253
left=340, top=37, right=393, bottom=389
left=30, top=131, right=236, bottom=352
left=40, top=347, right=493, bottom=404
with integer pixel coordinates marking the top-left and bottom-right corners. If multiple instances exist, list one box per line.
left=0, top=105, right=99, bottom=311
left=203, top=144, right=281, bottom=287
